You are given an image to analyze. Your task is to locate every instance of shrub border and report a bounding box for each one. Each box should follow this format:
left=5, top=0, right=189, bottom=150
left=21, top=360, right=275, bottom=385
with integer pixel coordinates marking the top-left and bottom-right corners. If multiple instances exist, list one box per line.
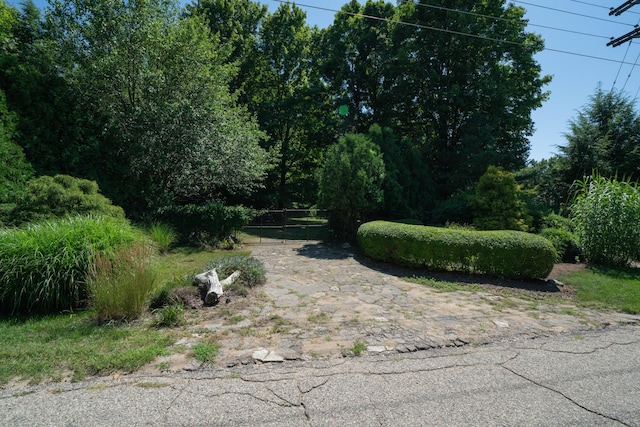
left=357, top=221, right=556, bottom=279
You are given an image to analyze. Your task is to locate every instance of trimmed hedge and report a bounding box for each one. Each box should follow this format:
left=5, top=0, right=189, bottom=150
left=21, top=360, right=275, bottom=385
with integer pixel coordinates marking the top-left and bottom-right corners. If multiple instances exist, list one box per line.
left=357, top=221, right=556, bottom=279
left=539, top=228, right=581, bottom=263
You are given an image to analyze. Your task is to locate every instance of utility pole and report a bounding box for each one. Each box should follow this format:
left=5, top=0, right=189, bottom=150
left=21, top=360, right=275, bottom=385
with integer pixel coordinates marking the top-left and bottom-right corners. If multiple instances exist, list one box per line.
left=610, top=0, right=640, bottom=16
left=608, top=1, right=640, bottom=47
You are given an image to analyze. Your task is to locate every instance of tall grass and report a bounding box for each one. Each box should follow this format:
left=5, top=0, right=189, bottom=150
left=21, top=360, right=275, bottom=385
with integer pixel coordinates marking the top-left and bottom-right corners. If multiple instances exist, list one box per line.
left=89, top=242, right=158, bottom=322
left=571, top=174, right=640, bottom=266
left=0, top=216, right=143, bottom=315
left=148, top=221, right=177, bottom=254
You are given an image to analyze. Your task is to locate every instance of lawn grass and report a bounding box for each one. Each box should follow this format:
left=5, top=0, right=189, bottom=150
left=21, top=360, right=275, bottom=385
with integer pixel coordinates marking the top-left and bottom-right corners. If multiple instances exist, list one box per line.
left=0, top=246, right=250, bottom=386
left=406, top=276, right=483, bottom=293
left=151, top=247, right=250, bottom=283
left=558, top=265, right=640, bottom=314
left=0, top=311, right=175, bottom=385
left=410, top=264, right=640, bottom=315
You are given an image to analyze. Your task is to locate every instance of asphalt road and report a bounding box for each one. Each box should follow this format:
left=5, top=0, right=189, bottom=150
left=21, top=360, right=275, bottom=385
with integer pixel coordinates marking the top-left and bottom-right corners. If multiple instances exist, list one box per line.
left=2, top=326, right=639, bottom=426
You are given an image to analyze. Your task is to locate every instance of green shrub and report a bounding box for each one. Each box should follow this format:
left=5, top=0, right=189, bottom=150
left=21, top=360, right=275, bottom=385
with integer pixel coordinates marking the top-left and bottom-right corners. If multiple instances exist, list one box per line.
left=540, top=213, right=574, bottom=231
left=148, top=285, right=181, bottom=310
left=570, top=174, right=640, bottom=266
left=540, top=228, right=581, bottom=263
left=9, top=174, right=125, bottom=226
left=89, top=241, right=158, bottom=322
left=0, top=216, right=144, bottom=315
left=317, top=133, right=385, bottom=241
left=204, top=255, right=266, bottom=296
left=156, top=203, right=256, bottom=246
left=357, top=221, right=556, bottom=279
left=470, top=166, right=530, bottom=232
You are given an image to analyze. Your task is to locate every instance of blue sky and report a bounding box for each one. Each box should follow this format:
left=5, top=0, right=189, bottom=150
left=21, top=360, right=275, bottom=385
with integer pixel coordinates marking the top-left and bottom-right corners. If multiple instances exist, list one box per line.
left=12, top=0, right=640, bottom=161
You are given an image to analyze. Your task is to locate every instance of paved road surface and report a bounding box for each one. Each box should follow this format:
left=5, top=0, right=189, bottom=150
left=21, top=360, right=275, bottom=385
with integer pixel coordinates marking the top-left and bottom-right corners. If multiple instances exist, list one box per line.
left=2, top=326, right=639, bottom=426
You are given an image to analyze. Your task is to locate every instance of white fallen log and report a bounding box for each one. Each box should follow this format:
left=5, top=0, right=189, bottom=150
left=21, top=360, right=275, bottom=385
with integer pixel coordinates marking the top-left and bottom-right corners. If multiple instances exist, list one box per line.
left=195, top=269, right=241, bottom=305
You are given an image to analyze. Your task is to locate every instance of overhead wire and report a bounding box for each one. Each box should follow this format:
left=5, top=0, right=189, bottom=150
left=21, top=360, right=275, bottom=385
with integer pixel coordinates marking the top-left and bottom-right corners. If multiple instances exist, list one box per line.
left=270, top=0, right=640, bottom=67
left=570, top=0, right=640, bottom=15
left=571, top=0, right=640, bottom=17
left=399, top=0, right=611, bottom=40
left=621, top=47, right=640, bottom=92
left=512, top=0, right=637, bottom=26
left=612, top=12, right=640, bottom=92
left=612, top=39, right=634, bottom=91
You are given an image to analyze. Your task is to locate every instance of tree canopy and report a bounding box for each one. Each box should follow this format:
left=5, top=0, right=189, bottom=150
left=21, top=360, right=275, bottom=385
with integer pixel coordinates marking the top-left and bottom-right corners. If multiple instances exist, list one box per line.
left=45, top=0, right=271, bottom=214
left=0, top=0, right=551, bottom=225
left=559, top=87, right=640, bottom=184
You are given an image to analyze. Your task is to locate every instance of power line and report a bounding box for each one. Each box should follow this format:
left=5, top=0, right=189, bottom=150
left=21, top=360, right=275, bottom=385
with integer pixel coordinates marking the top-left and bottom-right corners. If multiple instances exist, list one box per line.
left=621, top=48, right=640, bottom=91
left=570, top=0, right=612, bottom=9
left=270, top=0, right=640, bottom=68
left=571, top=0, right=640, bottom=16
left=513, top=0, right=637, bottom=26
left=398, top=0, right=610, bottom=40
left=611, top=39, right=634, bottom=90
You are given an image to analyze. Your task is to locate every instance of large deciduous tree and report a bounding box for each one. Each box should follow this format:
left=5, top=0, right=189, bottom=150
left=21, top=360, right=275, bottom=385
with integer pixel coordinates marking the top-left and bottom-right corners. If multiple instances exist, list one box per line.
left=0, top=1, right=33, bottom=208
left=252, top=2, right=336, bottom=207
left=389, top=0, right=550, bottom=200
left=0, top=0, right=84, bottom=179
left=186, top=0, right=267, bottom=102
left=320, top=0, right=550, bottom=210
left=319, top=0, right=396, bottom=134
left=46, top=0, right=271, bottom=215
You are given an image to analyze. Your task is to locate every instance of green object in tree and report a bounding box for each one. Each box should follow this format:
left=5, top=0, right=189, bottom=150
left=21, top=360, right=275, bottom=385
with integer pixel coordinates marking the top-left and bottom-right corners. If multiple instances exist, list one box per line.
left=338, top=105, right=349, bottom=117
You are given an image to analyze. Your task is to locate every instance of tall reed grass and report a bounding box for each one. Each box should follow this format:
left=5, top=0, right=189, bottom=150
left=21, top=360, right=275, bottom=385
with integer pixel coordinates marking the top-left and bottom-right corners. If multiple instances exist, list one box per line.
left=89, top=241, right=158, bottom=322
left=571, top=174, right=640, bottom=266
left=0, top=216, right=143, bottom=315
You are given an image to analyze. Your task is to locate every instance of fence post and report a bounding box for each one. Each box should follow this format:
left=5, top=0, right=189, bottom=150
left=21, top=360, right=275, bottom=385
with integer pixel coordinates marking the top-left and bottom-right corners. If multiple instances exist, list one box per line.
left=283, top=208, right=286, bottom=243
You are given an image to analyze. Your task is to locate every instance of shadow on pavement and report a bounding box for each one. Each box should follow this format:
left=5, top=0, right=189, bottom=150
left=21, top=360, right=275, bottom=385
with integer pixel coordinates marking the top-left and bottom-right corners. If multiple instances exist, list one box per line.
left=292, top=241, right=566, bottom=296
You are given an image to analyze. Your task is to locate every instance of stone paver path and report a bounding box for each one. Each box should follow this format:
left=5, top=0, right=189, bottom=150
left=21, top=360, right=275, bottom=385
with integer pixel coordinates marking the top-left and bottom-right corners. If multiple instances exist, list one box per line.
left=180, top=241, right=640, bottom=367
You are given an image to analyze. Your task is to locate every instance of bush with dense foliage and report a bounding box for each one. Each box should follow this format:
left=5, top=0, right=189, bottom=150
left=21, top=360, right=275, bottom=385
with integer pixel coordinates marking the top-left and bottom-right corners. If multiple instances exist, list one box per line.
left=0, top=91, right=33, bottom=209
left=204, top=255, right=266, bottom=296
left=539, top=227, right=581, bottom=263
left=317, top=133, right=385, bottom=241
left=357, top=221, right=556, bottom=279
left=0, top=216, right=144, bottom=315
left=538, top=213, right=580, bottom=263
left=571, top=174, right=640, bottom=266
left=8, top=174, right=125, bottom=226
left=155, top=203, right=257, bottom=246
left=470, top=166, right=530, bottom=231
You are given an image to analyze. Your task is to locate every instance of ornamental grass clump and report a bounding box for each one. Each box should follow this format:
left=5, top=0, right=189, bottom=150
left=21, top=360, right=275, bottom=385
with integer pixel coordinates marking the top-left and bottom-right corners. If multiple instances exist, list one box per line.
left=148, top=221, right=177, bottom=254
left=0, top=216, right=143, bottom=315
left=571, top=174, right=640, bottom=266
left=89, top=241, right=158, bottom=322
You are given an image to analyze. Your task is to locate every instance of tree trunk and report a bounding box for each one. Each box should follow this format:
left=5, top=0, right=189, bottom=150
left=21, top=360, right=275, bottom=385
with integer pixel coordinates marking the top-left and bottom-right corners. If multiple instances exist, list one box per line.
left=194, top=269, right=241, bottom=305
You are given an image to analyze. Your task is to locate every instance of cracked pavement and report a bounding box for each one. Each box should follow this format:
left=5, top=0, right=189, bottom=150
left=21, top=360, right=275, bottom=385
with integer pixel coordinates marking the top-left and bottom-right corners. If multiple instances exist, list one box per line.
left=2, top=326, right=639, bottom=426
